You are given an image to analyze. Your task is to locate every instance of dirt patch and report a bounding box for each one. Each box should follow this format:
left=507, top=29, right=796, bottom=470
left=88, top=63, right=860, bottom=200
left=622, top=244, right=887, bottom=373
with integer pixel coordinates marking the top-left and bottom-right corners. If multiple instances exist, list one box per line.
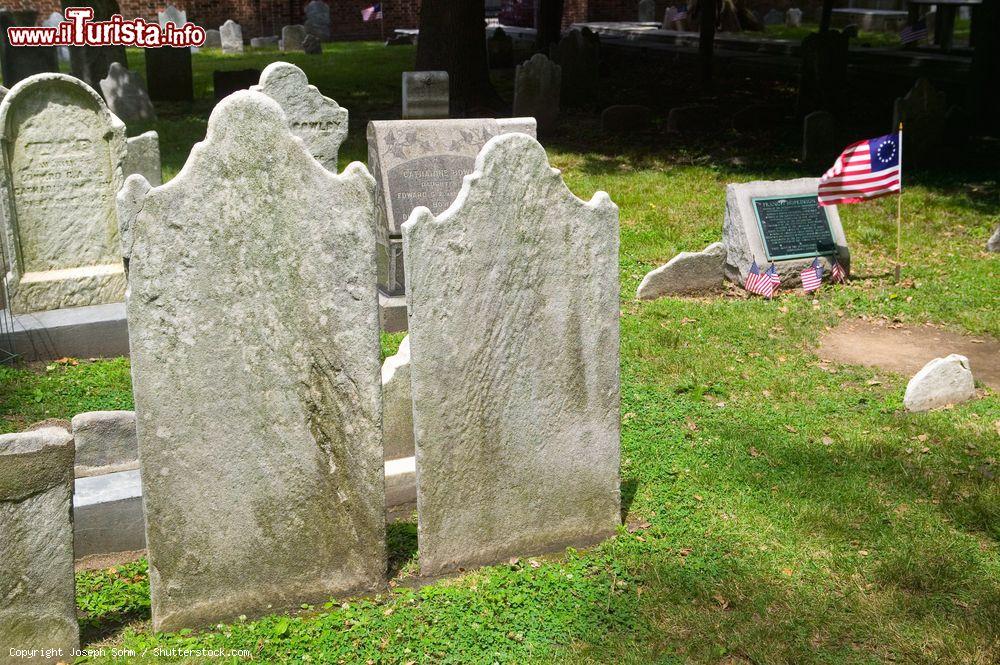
left=818, top=319, right=999, bottom=390
left=75, top=549, right=146, bottom=572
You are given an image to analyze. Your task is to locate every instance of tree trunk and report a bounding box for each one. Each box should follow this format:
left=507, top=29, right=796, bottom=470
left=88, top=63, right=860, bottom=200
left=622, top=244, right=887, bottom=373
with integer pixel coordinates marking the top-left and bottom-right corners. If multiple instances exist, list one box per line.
left=699, top=0, right=718, bottom=83
left=416, top=0, right=502, bottom=116
left=535, top=0, right=565, bottom=54
left=819, top=0, right=834, bottom=32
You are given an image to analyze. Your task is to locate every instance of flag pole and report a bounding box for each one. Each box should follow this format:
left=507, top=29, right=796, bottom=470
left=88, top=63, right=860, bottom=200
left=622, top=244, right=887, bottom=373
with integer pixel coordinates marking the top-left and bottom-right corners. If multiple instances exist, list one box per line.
left=380, top=2, right=386, bottom=42
left=894, top=121, right=903, bottom=282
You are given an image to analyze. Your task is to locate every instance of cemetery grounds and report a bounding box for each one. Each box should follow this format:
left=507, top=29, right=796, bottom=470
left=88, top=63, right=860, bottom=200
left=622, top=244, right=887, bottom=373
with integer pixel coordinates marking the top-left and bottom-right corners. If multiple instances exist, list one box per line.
left=0, top=42, right=997, bottom=663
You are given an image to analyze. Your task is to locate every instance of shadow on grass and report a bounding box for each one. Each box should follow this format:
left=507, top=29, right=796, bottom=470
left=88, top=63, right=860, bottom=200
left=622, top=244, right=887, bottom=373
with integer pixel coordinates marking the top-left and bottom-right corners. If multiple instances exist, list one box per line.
left=387, top=519, right=418, bottom=578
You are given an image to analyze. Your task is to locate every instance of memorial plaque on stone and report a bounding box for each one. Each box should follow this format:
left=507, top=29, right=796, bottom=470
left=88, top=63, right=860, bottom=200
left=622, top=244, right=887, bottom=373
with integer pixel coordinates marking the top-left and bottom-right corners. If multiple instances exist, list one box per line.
left=752, top=195, right=836, bottom=261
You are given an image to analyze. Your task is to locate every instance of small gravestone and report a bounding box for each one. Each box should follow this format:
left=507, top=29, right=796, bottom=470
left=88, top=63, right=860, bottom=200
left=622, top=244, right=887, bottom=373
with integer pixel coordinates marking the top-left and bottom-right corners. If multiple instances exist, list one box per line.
left=117, top=90, right=386, bottom=631
left=763, top=9, right=784, bottom=25
left=638, top=0, right=657, bottom=21
left=281, top=24, right=307, bottom=52
left=488, top=27, right=514, bottom=68
left=64, top=0, right=129, bottom=91
left=551, top=27, right=600, bottom=107
left=204, top=29, right=223, bottom=48
left=125, top=130, right=162, bottom=187
left=72, top=410, right=137, bottom=475
left=251, top=62, right=348, bottom=172
left=158, top=3, right=186, bottom=27
left=99, top=62, right=157, bottom=123
left=43, top=11, right=71, bottom=62
left=802, top=110, right=840, bottom=166
left=213, top=68, right=262, bottom=102
left=220, top=19, right=244, bottom=54
left=0, top=10, right=59, bottom=86
left=303, top=34, right=322, bottom=54
left=637, top=242, right=726, bottom=299
left=0, top=73, right=127, bottom=314
left=786, top=8, right=803, bottom=27
left=404, top=133, right=621, bottom=576
left=0, top=427, right=79, bottom=660
left=662, top=7, right=681, bottom=29
left=723, top=178, right=850, bottom=285
left=382, top=336, right=413, bottom=460
left=304, top=0, right=331, bottom=40
left=250, top=36, right=280, bottom=48
left=402, top=71, right=449, bottom=119
left=904, top=355, right=976, bottom=412
left=513, top=53, right=561, bottom=133
left=367, top=117, right=536, bottom=298
left=893, top=78, right=949, bottom=168
left=145, top=46, right=194, bottom=102
left=601, top=104, right=652, bottom=133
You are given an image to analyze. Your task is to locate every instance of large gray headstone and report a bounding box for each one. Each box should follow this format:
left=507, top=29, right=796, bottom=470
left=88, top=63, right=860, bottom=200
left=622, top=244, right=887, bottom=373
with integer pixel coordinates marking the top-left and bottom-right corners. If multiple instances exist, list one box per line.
left=43, top=12, right=70, bottom=62
left=63, top=1, right=128, bottom=91
left=0, top=427, right=79, bottom=661
left=305, top=0, right=331, bottom=40
left=551, top=27, right=599, bottom=108
left=117, top=90, right=385, bottom=632
left=251, top=62, right=348, bottom=172
left=402, top=71, right=449, bottom=119
left=638, top=0, right=656, bottom=21
left=0, top=10, right=59, bottom=86
left=402, top=133, right=621, bottom=576
left=99, top=62, right=156, bottom=123
left=220, top=19, right=244, bottom=54
left=124, top=130, right=163, bottom=187
left=513, top=53, right=561, bottom=133
left=722, top=178, right=850, bottom=286
left=281, top=24, right=307, bottom=52
left=367, top=117, right=537, bottom=297
left=0, top=73, right=127, bottom=314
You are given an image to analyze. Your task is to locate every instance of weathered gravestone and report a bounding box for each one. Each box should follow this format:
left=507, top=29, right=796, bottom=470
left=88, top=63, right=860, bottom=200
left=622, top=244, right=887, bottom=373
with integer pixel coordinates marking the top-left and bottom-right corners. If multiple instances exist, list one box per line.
left=403, top=133, right=621, bottom=575
left=99, top=62, right=156, bottom=123
left=213, top=68, right=262, bottom=102
left=638, top=0, right=657, bottom=21
left=250, top=36, right=280, bottom=49
left=987, top=225, right=1000, bottom=252
left=0, top=10, right=59, bottom=87
left=302, top=34, right=322, bottom=55
left=513, top=53, right=561, bottom=134
left=203, top=29, right=223, bottom=48
left=551, top=27, right=600, bottom=108
left=281, top=24, right=307, bottom=52
left=723, top=178, right=850, bottom=286
left=796, top=29, right=848, bottom=118
left=487, top=27, right=514, bottom=68
left=786, top=7, right=803, bottom=27
left=305, top=0, right=331, bottom=40
left=893, top=78, right=948, bottom=168
left=251, top=62, right=348, bottom=172
left=158, top=3, right=185, bottom=27
left=636, top=241, right=726, bottom=299
left=43, top=12, right=70, bottom=63
left=601, top=104, right=652, bottom=134
left=63, top=0, right=129, bottom=91
left=220, top=19, right=244, bottom=54
left=402, top=71, right=449, bottom=119
left=117, top=90, right=386, bottom=631
left=0, top=73, right=127, bottom=314
left=367, top=117, right=537, bottom=307
left=0, top=427, right=79, bottom=661
left=124, top=130, right=162, bottom=186
left=381, top=335, right=413, bottom=461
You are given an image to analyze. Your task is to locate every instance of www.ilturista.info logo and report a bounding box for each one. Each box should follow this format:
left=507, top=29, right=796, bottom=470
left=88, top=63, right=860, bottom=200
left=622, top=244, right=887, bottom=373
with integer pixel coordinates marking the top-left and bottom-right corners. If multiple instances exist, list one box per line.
left=7, top=7, right=206, bottom=48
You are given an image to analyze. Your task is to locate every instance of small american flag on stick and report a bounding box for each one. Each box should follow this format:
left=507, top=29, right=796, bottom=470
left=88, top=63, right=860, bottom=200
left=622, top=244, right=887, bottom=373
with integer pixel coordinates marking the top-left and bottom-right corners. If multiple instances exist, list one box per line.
left=899, top=18, right=928, bottom=45
left=830, top=260, right=847, bottom=283
left=745, top=261, right=777, bottom=298
left=800, top=258, right=823, bottom=292
left=766, top=263, right=780, bottom=290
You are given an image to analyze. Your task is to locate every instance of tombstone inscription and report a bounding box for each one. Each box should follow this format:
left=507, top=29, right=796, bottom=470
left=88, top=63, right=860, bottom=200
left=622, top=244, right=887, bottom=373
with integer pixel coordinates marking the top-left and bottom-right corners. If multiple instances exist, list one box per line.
left=752, top=195, right=837, bottom=261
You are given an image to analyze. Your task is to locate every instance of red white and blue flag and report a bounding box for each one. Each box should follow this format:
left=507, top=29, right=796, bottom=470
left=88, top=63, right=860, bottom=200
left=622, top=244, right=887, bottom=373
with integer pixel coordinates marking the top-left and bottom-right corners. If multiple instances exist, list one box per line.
left=818, top=131, right=901, bottom=206
left=765, top=263, right=780, bottom=290
left=745, top=260, right=777, bottom=298
left=675, top=5, right=689, bottom=20
left=900, top=18, right=928, bottom=45
left=830, top=260, right=847, bottom=283
left=800, top=257, right=823, bottom=292
left=362, top=3, right=382, bottom=21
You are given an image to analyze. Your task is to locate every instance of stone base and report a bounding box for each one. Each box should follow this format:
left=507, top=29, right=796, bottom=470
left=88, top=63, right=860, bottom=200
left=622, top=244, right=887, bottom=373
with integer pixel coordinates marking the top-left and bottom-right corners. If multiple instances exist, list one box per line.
left=385, top=456, right=416, bottom=508
left=73, top=469, right=145, bottom=558
left=379, top=291, right=408, bottom=333
left=7, top=302, right=129, bottom=361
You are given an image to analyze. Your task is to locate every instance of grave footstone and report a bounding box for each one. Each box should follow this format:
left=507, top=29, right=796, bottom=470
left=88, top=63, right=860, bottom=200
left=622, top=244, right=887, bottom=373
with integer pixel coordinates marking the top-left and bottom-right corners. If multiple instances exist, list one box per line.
left=513, top=53, right=561, bottom=134
left=488, top=27, right=514, bottom=68
left=251, top=62, right=348, bottom=172
left=213, top=68, right=262, bottom=102
left=220, top=19, right=244, bottom=54
left=43, top=12, right=71, bottom=63
left=638, top=0, right=657, bottom=21
left=0, top=427, right=79, bottom=661
left=988, top=225, right=1000, bottom=253
left=204, top=29, right=223, bottom=48
left=282, top=24, right=307, bottom=52
left=125, top=130, right=162, bottom=187
left=63, top=1, right=128, bottom=91
left=551, top=27, right=600, bottom=108
left=403, top=133, right=621, bottom=576
left=892, top=78, right=949, bottom=168
left=0, top=73, right=127, bottom=314
left=637, top=242, right=726, bottom=299
left=722, top=178, right=850, bottom=286
left=304, top=0, right=331, bottom=40
left=117, top=90, right=386, bottom=631
left=382, top=335, right=413, bottom=460
left=402, top=71, right=449, bottom=119
left=99, top=62, right=157, bottom=123
left=72, top=410, right=137, bottom=475
left=303, top=34, right=322, bottom=54
left=0, top=10, right=59, bottom=87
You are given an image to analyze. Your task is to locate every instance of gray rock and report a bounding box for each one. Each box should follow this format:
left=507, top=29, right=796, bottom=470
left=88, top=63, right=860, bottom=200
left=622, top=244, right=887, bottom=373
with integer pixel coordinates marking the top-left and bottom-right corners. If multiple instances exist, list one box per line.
left=125, top=131, right=162, bottom=187
left=381, top=336, right=413, bottom=460
left=802, top=110, right=840, bottom=166
left=988, top=225, right=1000, bottom=252
left=550, top=27, right=599, bottom=107
left=203, top=29, right=223, bottom=48
left=220, top=19, right=244, bottom=54
left=638, top=0, right=656, bottom=22
left=601, top=104, right=652, bottom=134
left=117, top=90, right=386, bottom=631
left=0, top=73, right=127, bottom=314
left=65, top=1, right=129, bottom=91
left=402, top=71, right=449, bottom=119
left=786, top=8, right=803, bottom=27
left=0, top=427, right=79, bottom=661
left=281, top=24, right=307, bottom=52
left=305, top=0, right=331, bottom=40
left=99, top=61, right=157, bottom=123
left=904, top=354, right=976, bottom=412
left=514, top=54, right=561, bottom=134
left=252, top=62, right=348, bottom=172
left=71, top=410, right=138, bottom=476
left=302, top=34, right=322, bottom=55
left=250, top=36, right=280, bottom=49
left=403, top=133, right=621, bottom=576
left=636, top=241, right=726, bottom=299
left=0, top=10, right=59, bottom=86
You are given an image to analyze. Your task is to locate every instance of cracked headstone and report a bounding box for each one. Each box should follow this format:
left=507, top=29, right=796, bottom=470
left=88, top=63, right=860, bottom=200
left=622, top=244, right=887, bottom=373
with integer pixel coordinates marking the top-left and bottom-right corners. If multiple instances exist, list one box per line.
left=402, top=71, right=449, bottom=119
left=904, top=354, right=976, bottom=412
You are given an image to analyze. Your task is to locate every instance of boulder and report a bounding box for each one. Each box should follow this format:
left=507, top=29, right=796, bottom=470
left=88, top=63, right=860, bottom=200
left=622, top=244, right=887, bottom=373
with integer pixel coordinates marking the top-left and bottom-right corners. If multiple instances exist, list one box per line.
left=903, top=354, right=976, bottom=412
left=636, top=242, right=726, bottom=299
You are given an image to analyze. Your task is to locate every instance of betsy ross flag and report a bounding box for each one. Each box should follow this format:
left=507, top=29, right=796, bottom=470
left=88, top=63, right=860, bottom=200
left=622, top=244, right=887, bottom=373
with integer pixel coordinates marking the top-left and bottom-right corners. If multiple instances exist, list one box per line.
left=745, top=261, right=777, bottom=298
left=800, top=258, right=823, bottom=292
left=362, top=3, right=382, bottom=21
left=675, top=5, right=689, bottom=20
left=830, top=260, right=847, bottom=283
left=900, top=18, right=928, bottom=45
left=818, top=131, right=901, bottom=206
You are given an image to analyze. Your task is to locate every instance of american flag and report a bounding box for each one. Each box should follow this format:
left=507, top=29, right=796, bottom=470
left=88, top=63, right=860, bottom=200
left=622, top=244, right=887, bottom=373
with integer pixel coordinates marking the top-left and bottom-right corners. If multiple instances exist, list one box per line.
left=818, top=132, right=901, bottom=206
left=745, top=260, right=777, bottom=298
left=900, top=18, right=928, bottom=45
left=800, top=257, right=823, bottom=292
left=830, top=260, right=847, bottom=283
left=362, top=3, right=383, bottom=21
left=766, top=263, right=780, bottom=289
left=675, top=5, right=689, bottom=20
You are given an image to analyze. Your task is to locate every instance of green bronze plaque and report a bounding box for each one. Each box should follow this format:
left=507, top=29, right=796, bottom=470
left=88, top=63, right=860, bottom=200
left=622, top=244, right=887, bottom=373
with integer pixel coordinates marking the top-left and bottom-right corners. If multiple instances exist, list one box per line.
left=752, top=195, right=836, bottom=261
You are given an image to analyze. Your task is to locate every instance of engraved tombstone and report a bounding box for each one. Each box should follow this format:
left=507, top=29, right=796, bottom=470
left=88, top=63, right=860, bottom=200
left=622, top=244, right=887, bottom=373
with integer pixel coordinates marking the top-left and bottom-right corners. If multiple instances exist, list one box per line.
left=251, top=62, right=348, bottom=172
left=220, top=19, right=244, bottom=54
left=722, top=178, right=850, bottom=285
left=551, top=27, right=599, bottom=108
left=0, top=10, right=59, bottom=87
left=117, top=91, right=386, bottom=631
left=99, top=62, right=156, bottom=123
left=403, top=133, right=621, bottom=576
left=304, top=0, right=331, bottom=40
left=158, top=3, right=186, bottom=27
left=63, top=0, right=128, bottom=91
left=0, top=73, right=127, bottom=314
left=402, top=71, right=449, bottom=119
left=514, top=54, right=561, bottom=133
left=281, top=24, right=307, bottom=52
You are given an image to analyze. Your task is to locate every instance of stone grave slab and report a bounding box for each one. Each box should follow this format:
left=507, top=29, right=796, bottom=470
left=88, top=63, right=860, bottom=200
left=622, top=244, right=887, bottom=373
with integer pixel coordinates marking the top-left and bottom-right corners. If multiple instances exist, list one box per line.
left=220, top=19, right=244, bottom=54
left=145, top=46, right=194, bottom=102
left=305, top=0, right=331, bottom=40
left=99, top=62, right=156, bottom=123
left=281, top=24, right=307, bottom=52
left=513, top=53, right=561, bottom=133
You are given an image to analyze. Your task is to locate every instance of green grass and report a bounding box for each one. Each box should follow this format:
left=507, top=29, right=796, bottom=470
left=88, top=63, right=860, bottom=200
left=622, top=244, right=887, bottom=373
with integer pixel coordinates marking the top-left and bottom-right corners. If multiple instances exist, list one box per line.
left=1, top=42, right=997, bottom=664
